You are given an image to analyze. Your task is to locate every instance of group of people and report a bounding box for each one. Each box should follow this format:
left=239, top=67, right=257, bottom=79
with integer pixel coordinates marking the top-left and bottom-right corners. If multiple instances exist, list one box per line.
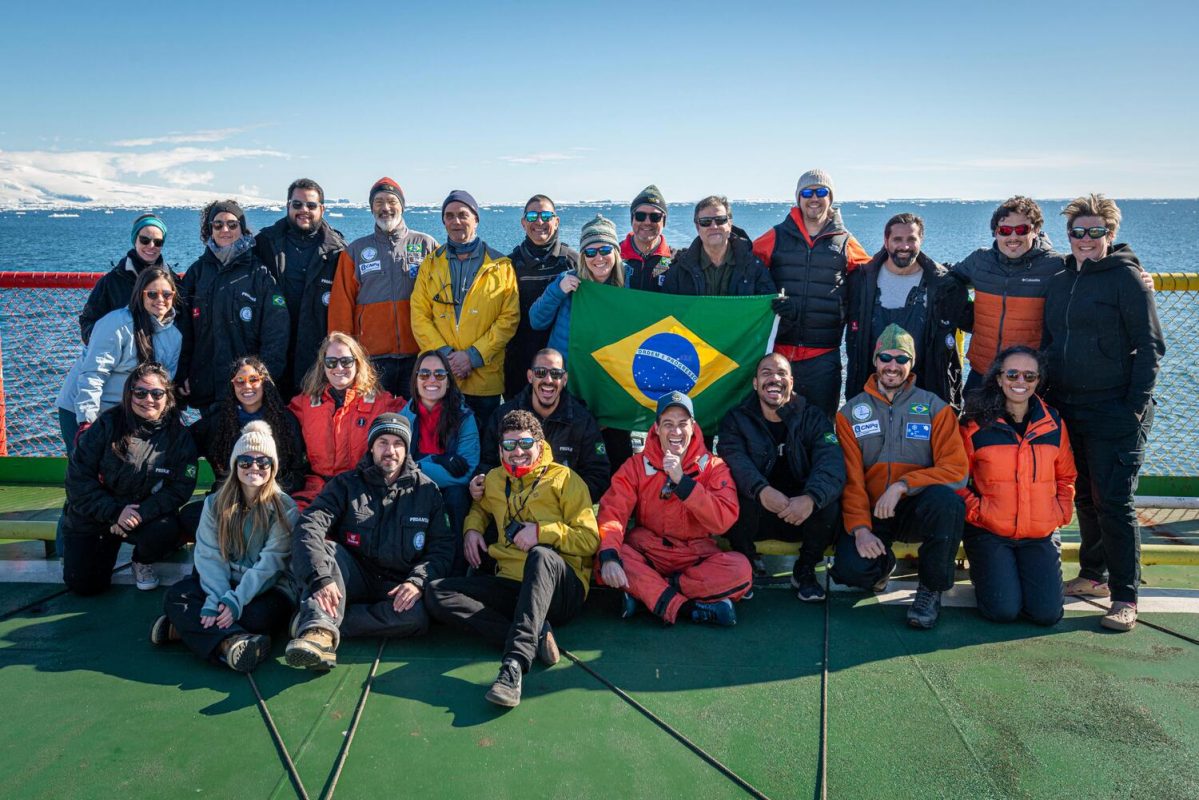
left=54, top=169, right=1164, bottom=708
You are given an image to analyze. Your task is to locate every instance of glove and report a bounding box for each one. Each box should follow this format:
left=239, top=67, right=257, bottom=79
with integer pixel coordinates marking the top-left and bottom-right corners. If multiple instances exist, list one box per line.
left=771, top=296, right=801, bottom=324
left=432, top=454, right=470, bottom=478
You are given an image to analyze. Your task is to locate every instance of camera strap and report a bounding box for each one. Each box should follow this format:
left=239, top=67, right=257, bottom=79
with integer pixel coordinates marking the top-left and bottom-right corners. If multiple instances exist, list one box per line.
left=504, top=466, right=548, bottom=526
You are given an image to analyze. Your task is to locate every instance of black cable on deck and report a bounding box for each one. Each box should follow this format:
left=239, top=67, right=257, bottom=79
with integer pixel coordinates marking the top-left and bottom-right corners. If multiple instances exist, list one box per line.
left=1077, top=597, right=1199, bottom=646
left=561, top=647, right=772, bottom=800
left=0, top=561, right=130, bottom=621
left=246, top=672, right=311, bottom=800
left=814, top=567, right=831, bottom=800
left=320, top=637, right=386, bottom=800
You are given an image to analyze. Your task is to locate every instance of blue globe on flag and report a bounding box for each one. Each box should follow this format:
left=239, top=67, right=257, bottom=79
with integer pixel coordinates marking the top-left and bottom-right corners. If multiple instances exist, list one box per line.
left=632, top=332, right=700, bottom=400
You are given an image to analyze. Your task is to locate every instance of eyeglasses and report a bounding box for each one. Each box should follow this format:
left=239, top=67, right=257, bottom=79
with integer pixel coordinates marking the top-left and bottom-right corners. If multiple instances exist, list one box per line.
left=235, top=455, right=275, bottom=470
left=416, top=368, right=448, bottom=381
left=323, top=356, right=356, bottom=370
left=524, top=211, right=557, bottom=223
left=137, top=235, right=164, bottom=247
left=500, top=437, right=537, bottom=452
left=131, top=387, right=167, bottom=400
left=1003, top=369, right=1040, bottom=383
left=799, top=187, right=831, bottom=199
left=232, top=375, right=263, bottom=387
left=876, top=353, right=912, bottom=364
left=582, top=245, right=614, bottom=258
left=210, top=220, right=241, bottom=231
left=1069, top=226, right=1109, bottom=240
left=696, top=215, right=730, bottom=228
left=996, top=224, right=1032, bottom=237
left=143, top=289, right=174, bottom=301
left=531, top=367, right=566, bottom=380
left=633, top=211, right=664, bottom=223
left=289, top=200, right=320, bottom=211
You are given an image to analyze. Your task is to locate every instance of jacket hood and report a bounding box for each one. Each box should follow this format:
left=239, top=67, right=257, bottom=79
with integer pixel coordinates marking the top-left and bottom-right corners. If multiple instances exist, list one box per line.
left=863, top=373, right=918, bottom=405
left=642, top=420, right=710, bottom=470
left=676, top=227, right=756, bottom=269
left=1067, top=242, right=1141, bottom=274
left=864, top=249, right=946, bottom=278
left=989, top=233, right=1053, bottom=267
left=736, top=387, right=809, bottom=421
left=785, top=206, right=847, bottom=239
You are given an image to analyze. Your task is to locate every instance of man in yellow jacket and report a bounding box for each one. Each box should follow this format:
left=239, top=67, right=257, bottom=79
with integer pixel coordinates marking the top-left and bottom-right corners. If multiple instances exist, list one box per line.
left=426, top=409, right=599, bottom=708
left=410, top=190, right=519, bottom=424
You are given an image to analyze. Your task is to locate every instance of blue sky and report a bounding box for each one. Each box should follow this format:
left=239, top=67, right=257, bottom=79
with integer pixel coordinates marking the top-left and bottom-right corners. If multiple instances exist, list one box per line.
left=2, top=0, right=1197, bottom=205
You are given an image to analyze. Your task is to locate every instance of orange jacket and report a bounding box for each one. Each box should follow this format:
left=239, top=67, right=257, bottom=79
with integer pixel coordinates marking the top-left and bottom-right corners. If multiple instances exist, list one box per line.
left=836, top=376, right=968, bottom=534
left=288, top=387, right=403, bottom=506
left=958, top=396, right=1076, bottom=539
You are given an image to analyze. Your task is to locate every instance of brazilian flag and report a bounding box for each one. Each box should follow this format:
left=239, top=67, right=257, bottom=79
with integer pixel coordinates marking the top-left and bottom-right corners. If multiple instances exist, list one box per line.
left=568, top=282, right=779, bottom=431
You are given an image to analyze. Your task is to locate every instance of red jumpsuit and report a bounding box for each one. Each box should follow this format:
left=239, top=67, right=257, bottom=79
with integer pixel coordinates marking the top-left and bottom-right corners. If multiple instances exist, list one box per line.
left=596, top=423, right=750, bottom=623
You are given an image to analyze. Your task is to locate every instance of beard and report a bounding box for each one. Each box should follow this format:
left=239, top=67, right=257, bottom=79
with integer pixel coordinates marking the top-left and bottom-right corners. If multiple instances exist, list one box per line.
left=375, top=213, right=403, bottom=233
left=889, top=249, right=917, bottom=268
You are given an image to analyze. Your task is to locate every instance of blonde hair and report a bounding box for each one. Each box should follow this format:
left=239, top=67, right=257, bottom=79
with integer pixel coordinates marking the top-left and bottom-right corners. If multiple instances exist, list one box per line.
left=212, top=459, right=292, bottom=562
left=299, top=331, right=380, bottom=400
left=578, top=251, right=626, bottom=287
left=1061, top=193, right=1121, bottom=238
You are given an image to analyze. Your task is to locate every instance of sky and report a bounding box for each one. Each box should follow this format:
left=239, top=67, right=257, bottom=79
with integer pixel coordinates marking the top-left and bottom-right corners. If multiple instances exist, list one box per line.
left=1, top=0, right=1197, bottom=206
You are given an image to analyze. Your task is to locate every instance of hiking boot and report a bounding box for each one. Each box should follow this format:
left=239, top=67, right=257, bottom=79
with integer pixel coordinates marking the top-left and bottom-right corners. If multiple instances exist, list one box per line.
left=907, top=585, right=942, bottom=629
left=536, top=622, right=560, bottom=667
left=690, top=598, right=737, bottom=627
left=792, top=567, right=826, bottom=603
left=132, top=561, right=159, bottom=591
left=148, top=614, right=180, bottom=645
left=485, top=658, right=523, bottom=707
left=620, top=592, right=638, bottom=620
left=1100, top=601, right=1138, bottom=632
left=1064, top=576, right=1110, bottom=598
left=285, top=627, right=337, bottom=670
left=222, top=634, right=271, bottom=673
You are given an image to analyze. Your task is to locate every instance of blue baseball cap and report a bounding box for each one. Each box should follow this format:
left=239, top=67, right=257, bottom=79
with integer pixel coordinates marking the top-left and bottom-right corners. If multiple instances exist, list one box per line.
left=655, top=391, right=694, bottom=420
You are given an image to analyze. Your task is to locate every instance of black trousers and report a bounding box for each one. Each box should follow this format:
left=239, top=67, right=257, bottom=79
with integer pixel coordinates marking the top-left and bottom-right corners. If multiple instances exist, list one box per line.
left=425, top=547, right=585, bottom=672
left=164, top=574, right=293, bottom=661
left=829, top=485, right=964, bottom=592
left=1060, top=400, right=1153, bottom=603
left=725, top=496, right=841, bottom=570
left=601, top=427, right=635, bottom=472
left=789, top=349, right=843, bottom=418
left=62, top=513, right=181, bottom=596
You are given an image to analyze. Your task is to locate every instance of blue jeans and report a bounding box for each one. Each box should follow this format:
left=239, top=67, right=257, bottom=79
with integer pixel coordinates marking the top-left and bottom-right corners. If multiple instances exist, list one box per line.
left=963, top=524, right=1063, bottom=626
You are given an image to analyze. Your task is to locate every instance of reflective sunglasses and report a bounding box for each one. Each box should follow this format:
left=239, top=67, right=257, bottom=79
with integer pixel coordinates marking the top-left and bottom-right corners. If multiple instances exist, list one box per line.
left=289, top=200, right=320, bottom=211
left=995, top=224, right=1032, bottom=237
left=210, top=220, right=241, bottom=231
left=582, top=245, right=614, bottom=258
left=696, top=215, right=730, bottom=228
left=1003, top=369, right=1040, bottom=383
left=1069, top=226, right=1109, bottom=240
left=524, top=211, right=557, bottom=223
left=232, top=375, right=263, bottom=387
left=531, top=366, right=566, bottom=380
left=633, top=211, right=664, bottom=223
left=323, top=356, right=356, bottom=370
left=416, top=368, right=448, bottom=381
left=876, top=353, right=912, bottom=364
left=500, top=437, right=537, bottom=452
left=799, top=187, right=831, bottom=199
left=235, top=455, right=275, bottom=470
left=137, top=235, right=164, bottom=247
left=143, top=289, right=174, bottom=302
left=131, top=387, right=167, bottom=400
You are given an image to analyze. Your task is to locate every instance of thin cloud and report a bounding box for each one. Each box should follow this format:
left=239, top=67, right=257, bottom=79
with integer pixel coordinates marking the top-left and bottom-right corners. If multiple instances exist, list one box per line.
left=110, top=125, right=264, bottom=147
left=158, top=169, right=215, bottom=187
left=850, top=155, right=1182, bottom=173
left=499, top=152, right=582, bottom=165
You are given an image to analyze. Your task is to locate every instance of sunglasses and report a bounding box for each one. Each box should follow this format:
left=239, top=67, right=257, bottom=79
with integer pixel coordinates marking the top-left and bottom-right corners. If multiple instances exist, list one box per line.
left=531, top=366, right=566, bottom=380
left=324, top=356, right=356, bottom=370
left=232, top=375, right=263, bottom=387
left=210, top=220, right=241, bottom=231
left=1069, top=226, right=1109, bottom=240
left=137, top=235, right=164, bottom=247
left=235, top=455, right=275, bottom=470
left=500, top=437, right=537, bottom=452
left=1003, top=369, right=1040, bottom=383
left=131, top=387, right=167, bottom=400
left=799, top=187, right=831, bottom=199
left=996, top=224, right=1032, bottom=236
left=143, top=289, right=174, bottom=301
left=416, top=368, right=448, bottom=381
left=524, top=211, right=557, bottom=223
left=289, top=200, right=320, bottom=211
left=876, top=353, right=912, bottom=364
left=583, top=245, right=614, bottom=258
left=696, top=215, right=730, bottom=228
left=633, top=211, right=664, bottom=223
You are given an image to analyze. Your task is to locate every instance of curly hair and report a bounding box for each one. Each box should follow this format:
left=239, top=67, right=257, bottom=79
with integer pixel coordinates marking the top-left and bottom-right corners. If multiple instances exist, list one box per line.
left=208, top=357, right=300, bottom=482
left=500, top=409, right=544, bottom=441
left=409, top=350, right=466, bottom=453
left=989, top=196, right=1045, bottom=233
left=960, top=345, right=1048, bottom=426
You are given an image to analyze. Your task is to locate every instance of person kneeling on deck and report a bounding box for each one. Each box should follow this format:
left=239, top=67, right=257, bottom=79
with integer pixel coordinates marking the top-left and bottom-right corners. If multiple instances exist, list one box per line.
left=830, top=325, right=968, bottom=629
left=425, top=410, right=599, bottom=708
left=596, top=392, right=750, bottom=627
left=285, top=413, right=453, bottom=670
left=718, top=354, right=846, bottom=602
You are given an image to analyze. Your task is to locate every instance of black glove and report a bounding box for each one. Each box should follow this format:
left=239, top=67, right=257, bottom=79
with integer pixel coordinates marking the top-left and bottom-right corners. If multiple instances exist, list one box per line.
left=771, top=296, right=801, bottom=323
left=432, top=454, right=470, bottom=478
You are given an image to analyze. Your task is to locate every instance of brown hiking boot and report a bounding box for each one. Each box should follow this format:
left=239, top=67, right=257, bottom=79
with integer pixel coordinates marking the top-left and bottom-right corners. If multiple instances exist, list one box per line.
left=285, top=627, right=337, bottom=670
left=222, top=634, right=272, bottom=673
left=148, top=614, right=181, bottom=645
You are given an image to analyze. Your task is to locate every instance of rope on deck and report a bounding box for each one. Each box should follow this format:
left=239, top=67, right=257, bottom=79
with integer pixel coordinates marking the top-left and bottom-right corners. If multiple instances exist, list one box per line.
left=320, top=637, right=386, bottom=800
left=247, top=672, right=311, bottom=800
left=816, top=563, right=830, bottom=800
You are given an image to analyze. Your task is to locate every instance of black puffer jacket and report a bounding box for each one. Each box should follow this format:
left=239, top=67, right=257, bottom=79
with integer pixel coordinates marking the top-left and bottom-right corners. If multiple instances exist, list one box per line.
left=292, top=453, right=453, bottom=590
left=662, top=228, right=776, bottom=296
left=78, top=253, right=169, bottom=344
left=64, top=406, right=198, bottom=529
left=717, top=390, right=845, bottom=509
left=504, top=235, right=579, bottom=397
left=188, top=404, right=309, bottom=495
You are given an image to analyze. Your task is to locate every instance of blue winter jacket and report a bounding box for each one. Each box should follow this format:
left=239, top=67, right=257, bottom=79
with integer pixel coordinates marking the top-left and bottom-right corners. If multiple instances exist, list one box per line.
left=398, top=397, right=480, bottom=487
left=529, top=271, right=627, bottom=366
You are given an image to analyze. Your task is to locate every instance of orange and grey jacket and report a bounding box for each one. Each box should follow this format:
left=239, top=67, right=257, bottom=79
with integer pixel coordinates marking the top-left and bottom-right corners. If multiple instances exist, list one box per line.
left=836, top=375, right=968, bottom=533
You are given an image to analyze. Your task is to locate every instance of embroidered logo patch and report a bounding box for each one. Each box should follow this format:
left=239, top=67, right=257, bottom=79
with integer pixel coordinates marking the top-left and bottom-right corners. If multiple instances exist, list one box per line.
left=823, top=432, right=839, bottom=444
left=361, top=247, right=378, bottom=261
left=345, top=531, right=361, bottom=547
left=905, top=422, right=932, bottom=440
left=406, top=242, right=424, bottom=253
left=852, top=420, right=881, bottom=438
left=185, top=464, right=197, bottom=478
left=852, top=403, right=872, bottom=421
left=595, top=442, right=607, bottom=455
left=322, top=291, right=331, bottom=306
left=412, top=531, right=425, bottom=550
left=271, top=294, right=285, bottom=307
left=239, top=307, right=252, bottom=322
left=909, top=403, right=930, bottom=415
left=359, top=260, right=382, bottom=275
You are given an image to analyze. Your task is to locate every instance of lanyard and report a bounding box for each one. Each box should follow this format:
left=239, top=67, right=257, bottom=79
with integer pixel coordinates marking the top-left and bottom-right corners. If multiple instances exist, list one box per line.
left=504, top=466, right=547, bottom=525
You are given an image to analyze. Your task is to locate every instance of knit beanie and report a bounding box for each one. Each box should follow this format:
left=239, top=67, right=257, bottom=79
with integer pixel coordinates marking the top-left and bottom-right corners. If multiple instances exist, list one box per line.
left=203, top=200, right=250, bottom=240
left=630, top=184, right=667, bottom=217
left=441, top=189, right=480, bottom=220
left=229, top=420, right=279, bottom=471
left=796, top=169, right=836, bottom=204
left=130, top=213, right=167, bottom=246
left=369, top=177, right=406, bottom=209
left=367, top=412, right=411, bottom=450
left=873, top=323, right=917, bottom=362
left=579, top=215, right=619, bottom=250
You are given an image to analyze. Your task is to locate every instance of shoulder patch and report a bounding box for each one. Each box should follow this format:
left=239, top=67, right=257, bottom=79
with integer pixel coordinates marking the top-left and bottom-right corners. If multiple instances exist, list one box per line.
left=595, top=441, right=607, bottom=455
left=185, top=464, right=197, bottom=478
left=852, top=403, right=872, bottom=421
left=271, top=294, right=285, bottom=307
left=823, top=432, right=839, bottom=444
